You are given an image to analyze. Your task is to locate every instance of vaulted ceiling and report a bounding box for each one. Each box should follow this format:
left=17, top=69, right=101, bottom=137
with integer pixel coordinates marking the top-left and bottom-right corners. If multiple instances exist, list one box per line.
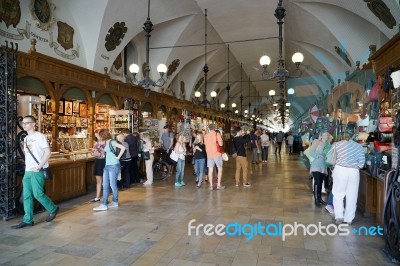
left=65, top=0, right=399, bottom=129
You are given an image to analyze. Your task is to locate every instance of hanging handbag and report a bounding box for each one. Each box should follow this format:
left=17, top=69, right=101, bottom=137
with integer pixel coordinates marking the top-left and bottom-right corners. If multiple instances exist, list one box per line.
left=373, top=140, right=392, bottom=153
left=368, top=119, right=377, bottom=133
left=348, top=114, right=358, bottom=123
left=378, top=116, right=394, bottom=133
left=25, top=139, right=53, bottom=180
left=368, top=77, right=380, bottom=101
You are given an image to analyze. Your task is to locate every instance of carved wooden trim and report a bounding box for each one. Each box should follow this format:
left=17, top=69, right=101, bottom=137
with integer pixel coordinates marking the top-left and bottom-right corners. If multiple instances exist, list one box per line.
left=369, top=34, right=400, bottom=76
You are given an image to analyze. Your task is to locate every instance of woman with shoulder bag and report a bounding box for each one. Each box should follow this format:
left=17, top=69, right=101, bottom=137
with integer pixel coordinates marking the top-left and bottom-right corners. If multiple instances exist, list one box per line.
left=93, top=129, right=126, bottom=211
left=309, top=131, right=331, bottom=207
left=193, top=132, right=206, bottom=187
left=89, top=129, right=106, bottom=203
left=116, top=134, right=131, bottom=189
left=142, top=134, right=154, bottom=185
left=174, top=134, right=186, bottom=187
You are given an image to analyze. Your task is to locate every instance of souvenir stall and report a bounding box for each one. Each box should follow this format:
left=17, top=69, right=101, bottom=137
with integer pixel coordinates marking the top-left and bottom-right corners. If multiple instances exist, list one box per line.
left=366, top=33, right=400, bottom=261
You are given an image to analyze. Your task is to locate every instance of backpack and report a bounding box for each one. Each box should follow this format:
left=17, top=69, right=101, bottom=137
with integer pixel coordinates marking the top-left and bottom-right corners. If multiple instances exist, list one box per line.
left=228, top=140, right=237, bottom=158
left=109, top=140, right=126, bottom=158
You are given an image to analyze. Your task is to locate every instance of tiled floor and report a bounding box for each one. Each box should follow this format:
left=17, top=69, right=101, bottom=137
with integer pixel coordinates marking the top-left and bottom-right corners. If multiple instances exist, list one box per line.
left=0, top=149, right=395, bottom=265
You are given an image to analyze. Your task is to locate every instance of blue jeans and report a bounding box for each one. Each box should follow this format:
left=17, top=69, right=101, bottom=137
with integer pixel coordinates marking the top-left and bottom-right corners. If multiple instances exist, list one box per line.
left=261, top=146, right=269, bottom=161
left=175, top=158, right=185, bottom=183
left=194, top=158, right=205, bottom=183
left=328, top=192, right=334, bottom=205
left=103, top=164, right=120, bottom=205
left=252, top=148, right=258, bottom=162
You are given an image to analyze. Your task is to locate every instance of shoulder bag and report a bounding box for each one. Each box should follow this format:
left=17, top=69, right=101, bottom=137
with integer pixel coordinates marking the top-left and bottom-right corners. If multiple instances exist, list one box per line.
left=170, top=149, right=179, bottom=162
left=230, top=140, right=238, bottom=158
left=325, top=143, right=336, bottom=167
left=25, top=139, right=52, bottom=180
left=304, top=146, right=315, bottom=162
left=215, top=132, right=224, bottom=153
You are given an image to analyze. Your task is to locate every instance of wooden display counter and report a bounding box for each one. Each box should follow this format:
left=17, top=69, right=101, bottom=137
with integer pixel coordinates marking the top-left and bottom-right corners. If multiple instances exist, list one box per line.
left=358, top=170, right=377, bottom=217
left=44, top=157, right=95, bottom=203
left=376, top=176, right=385, bottom=226
left=357, top=170, right=385, bottom=226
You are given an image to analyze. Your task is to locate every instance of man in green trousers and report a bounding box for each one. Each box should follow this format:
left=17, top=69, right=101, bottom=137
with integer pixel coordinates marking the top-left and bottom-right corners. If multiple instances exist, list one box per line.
left=11, top=115, right=59, bottom=229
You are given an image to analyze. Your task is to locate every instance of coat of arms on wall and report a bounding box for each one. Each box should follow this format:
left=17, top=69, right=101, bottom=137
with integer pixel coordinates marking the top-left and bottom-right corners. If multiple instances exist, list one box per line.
left=334, top=46, right=352, bottom=67
left=167, top=59, right=180, bottom=78
left=30, top=0, right=56, bottom=31
left=364, top=0, right=396, bottom=29
left=194, top=77, right=204, bottom=91
left=105, top=22, right=127, bottom=52
left=57, top=21, right=74, bottom=50
left=0, top=0, right=21, bottom=28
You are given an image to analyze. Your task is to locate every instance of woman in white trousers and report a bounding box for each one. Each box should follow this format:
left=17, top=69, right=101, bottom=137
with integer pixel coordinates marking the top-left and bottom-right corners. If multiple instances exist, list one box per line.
left=142, top=134, right=154, bottom=185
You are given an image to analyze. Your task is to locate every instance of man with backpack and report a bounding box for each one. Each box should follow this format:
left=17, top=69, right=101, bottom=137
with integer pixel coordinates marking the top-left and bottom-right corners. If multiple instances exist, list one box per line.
left=232, top=128, right=251, bottom=187
left=122, top=129, right=140, bottom=184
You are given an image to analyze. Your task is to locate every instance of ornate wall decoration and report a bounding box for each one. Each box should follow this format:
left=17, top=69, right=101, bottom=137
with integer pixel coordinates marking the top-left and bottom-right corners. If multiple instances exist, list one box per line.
left=105, top=22, right=127, bottom=52
left=30, top=0, right=56, bottom=31
left=364, top=0, right=396, bottom=29
left=0, top=0, right=21, bottom=28
left=322, top=70, right=335, bottom=85
left=166, top=59, right=180, bottom=78
left=110, top=53, right=123, bottom=77
left=180, top=81, right=185, bottom=99
left=334, top=46, right=352, bottom=67
left=194, top=77, right=204, bottom=91
left=57, top=21, right=74, bottom=50
left=113, top=53, right=122, bottom=70
left=49, top=27, right=79, bottom=60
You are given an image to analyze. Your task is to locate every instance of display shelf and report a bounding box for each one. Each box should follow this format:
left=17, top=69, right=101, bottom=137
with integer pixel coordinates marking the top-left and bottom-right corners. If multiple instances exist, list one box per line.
left=109, top=110, right=134, bottom=136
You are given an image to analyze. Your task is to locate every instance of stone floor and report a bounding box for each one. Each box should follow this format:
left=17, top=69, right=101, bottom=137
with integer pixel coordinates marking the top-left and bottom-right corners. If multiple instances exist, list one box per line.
left=0, top=148, right=395, bottom=265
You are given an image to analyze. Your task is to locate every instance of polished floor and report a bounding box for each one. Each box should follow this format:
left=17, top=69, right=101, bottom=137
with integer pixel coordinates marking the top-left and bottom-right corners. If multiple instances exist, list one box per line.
left=0, top=147, right=394, bottom=265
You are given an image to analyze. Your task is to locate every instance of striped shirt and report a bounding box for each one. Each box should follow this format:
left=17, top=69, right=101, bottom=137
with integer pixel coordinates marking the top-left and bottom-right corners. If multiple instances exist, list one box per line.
left=335, top=140, right=365, bottom=169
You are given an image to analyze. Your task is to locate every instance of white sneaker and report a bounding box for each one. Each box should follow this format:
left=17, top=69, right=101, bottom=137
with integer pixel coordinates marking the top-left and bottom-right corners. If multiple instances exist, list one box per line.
left=108, top=202, right=119, bottom=208
left=325, top=204, right=334, bottom=214
left=93, top=204, right=107, bottom=211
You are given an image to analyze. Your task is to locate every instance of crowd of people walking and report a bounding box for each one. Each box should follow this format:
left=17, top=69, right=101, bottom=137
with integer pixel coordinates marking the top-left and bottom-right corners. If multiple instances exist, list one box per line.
left=13, top=116, right=366, bottom=229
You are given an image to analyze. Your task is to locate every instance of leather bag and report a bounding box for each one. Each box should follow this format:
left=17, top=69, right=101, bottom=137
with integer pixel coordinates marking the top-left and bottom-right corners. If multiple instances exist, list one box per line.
left=216, top=132, right=224, bottom=153
left=378, top=116, right=394, bottom=133
left=373, top=140, right=392, bottom=153
left=369, top=77, right=380, bottom=101
left=325, top=144, right=336, bottom=167
left=42, top=167, right=53, bottom=180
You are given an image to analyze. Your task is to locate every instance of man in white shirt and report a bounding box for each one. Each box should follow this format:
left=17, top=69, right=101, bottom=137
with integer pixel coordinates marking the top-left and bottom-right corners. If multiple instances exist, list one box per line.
left=11, top=116, right=59, bottom=229
left=259, top=130, right=270, bottom=162
left=287, top=132, right=294, bottom=154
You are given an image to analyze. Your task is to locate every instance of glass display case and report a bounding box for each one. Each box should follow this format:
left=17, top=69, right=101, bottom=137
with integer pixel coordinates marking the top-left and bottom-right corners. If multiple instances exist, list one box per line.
left=18, top=95, right=42, bottom=129
left=109, top=110, right=134, bottom=137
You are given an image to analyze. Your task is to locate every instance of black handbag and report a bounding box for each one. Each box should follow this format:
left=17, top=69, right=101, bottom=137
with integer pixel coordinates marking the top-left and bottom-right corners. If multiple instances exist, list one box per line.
left=25, top=139, right=53, bottom=180
left=142, top=151, right=150, bottom=160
